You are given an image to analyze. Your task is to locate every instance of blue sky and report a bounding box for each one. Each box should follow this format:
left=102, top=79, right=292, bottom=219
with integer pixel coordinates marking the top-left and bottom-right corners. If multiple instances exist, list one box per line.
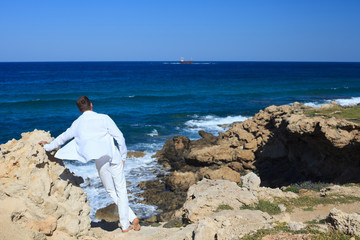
left=0, top=0, right=359, bottom=62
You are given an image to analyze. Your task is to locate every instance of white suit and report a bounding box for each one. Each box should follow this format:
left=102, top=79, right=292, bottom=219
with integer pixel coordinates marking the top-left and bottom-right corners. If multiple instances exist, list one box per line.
left=44, top=110, right=137, bottom=229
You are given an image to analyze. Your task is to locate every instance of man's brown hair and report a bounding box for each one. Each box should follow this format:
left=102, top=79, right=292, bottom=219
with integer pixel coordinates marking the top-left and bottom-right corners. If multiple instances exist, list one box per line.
left=76, top=96, right=92, bottom=112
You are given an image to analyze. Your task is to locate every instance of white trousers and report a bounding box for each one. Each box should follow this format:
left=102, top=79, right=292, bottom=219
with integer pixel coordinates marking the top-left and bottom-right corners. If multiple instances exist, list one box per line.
left=95, top=156, right=137, bottom=229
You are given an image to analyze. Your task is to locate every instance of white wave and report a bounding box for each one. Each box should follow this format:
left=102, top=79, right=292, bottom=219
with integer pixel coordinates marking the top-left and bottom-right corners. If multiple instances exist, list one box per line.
left=185, top=115, right=249, bottom=136
left=304, top=97, right=360, bottom=108
left=147, top=129, right=159, bottom=137
left=335, top=97, right=360, bottom=106
left=303, top=100, right=331, bottom=108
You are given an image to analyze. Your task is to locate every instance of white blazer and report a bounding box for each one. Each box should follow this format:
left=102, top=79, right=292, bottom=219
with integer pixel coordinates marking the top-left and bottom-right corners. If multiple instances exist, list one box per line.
left=44, top=111, right=127, bottom=164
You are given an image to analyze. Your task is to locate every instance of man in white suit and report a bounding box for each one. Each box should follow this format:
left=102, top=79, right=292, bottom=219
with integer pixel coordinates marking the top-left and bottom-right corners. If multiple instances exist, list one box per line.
left=39, top=96, right=140, bottom=232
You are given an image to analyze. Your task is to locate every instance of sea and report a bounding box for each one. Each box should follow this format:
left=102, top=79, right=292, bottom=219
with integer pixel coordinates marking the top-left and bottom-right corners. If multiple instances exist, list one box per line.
left=1, top=61, right=360, bottom=221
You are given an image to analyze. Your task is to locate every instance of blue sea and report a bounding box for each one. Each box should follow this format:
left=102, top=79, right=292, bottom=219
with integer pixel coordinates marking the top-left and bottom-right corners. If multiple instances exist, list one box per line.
left=1, top=61, right=360, bottom=220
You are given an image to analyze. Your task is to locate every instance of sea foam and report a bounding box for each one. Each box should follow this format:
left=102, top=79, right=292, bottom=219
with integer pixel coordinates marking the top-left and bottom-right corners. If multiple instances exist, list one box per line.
left=304, top=96, right=360, bottom=108
left=185, top=114, right=249, bottom=137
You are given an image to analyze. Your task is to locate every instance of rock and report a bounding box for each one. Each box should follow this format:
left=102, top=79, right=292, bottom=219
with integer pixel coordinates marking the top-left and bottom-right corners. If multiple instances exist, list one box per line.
left=288, top=221, right=306, bottom=231
left=241, top=172, right=261, bottom=190
left=278, top=204, right=286, bottom=212
left=0, top=130, right=91, bottom=239
left=166, top=171, right=199, bottom=192
left=199, top=166, right=241, bottom=183
left=254, top=187, right=299, bottom=202
left=27, top=216, right=57, bottom=236
left=320, top=185, right=360, bottom=198
left=181, top=179, right=258, bottom=223
left=227, top=162, right=244, bottom=171
left=192, top=210, right=273, bottom=240
left=327, top=208, right=360, bottom=236
left=127, top=151, right=146, bottom=158
left=95, top=203, right=118, bottom=222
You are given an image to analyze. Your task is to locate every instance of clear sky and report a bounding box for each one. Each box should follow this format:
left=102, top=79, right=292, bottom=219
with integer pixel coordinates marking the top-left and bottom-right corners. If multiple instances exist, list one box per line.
left=1, top=0, right=359, bottom=62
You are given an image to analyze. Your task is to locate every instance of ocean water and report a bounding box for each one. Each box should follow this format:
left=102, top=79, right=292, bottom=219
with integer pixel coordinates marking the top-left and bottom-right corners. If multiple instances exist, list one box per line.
left=1, top=61, right=360, bottom=220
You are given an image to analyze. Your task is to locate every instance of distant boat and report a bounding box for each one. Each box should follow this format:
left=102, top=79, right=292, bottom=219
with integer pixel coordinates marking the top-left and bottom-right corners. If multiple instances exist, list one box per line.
left=180, top=57, right=193, bottom=64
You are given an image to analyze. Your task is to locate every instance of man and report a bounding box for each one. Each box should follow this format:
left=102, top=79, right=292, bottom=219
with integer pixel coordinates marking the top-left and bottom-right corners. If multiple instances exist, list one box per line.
left=39, top=96, right=140, bottom=232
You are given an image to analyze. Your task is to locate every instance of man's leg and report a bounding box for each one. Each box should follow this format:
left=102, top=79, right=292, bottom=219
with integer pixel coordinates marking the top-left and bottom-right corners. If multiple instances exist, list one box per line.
left=96, top=156, right=120, bottom=204
left=109, top=162, right=139, bottom=230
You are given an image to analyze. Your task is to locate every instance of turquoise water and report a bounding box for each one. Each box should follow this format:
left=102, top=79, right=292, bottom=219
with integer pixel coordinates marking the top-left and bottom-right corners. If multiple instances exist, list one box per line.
left=1, top=61, right=360, bottom=219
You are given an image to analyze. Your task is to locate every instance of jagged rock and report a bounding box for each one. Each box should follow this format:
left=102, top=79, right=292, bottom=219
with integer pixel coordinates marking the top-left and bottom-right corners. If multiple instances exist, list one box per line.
left=27, top=216, right=57, bottom=236
left=241, top=172, right=261, bottom=190
left=192, top=210, right=273, bottom=240
left=327, top=208, right=360, bottom=236
left=181, top=179, right=258, bottom=223
left=166, top=171, right=199, bottom=192
left=199, top=166, right=241, bottom=183
left=0, top=130, right=91, bottom=239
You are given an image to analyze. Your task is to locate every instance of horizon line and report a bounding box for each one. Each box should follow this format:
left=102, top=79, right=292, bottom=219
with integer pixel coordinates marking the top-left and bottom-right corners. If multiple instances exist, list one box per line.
left=1, top=60, right=360, bottom=63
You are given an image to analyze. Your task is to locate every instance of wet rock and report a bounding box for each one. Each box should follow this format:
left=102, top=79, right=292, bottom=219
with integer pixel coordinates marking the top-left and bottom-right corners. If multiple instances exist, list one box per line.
left=127, top=151, right=146, bottom=158
left=95, top=204, right=118, bottom=222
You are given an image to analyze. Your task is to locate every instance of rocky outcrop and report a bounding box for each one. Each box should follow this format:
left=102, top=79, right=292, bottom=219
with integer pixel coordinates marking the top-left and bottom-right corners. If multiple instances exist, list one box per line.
left=178, top=177, right=298, bottom=224
left=0, top=130, right=91, bottom=240
left=154, top=102, right=360, bottom=189
left=140, top=103, right=360, bottom=222
left=327, top=208, right=360, bottom=236
left=192, top=210, right=273, bottom=240
left=181, top=179, right=258, bottom=223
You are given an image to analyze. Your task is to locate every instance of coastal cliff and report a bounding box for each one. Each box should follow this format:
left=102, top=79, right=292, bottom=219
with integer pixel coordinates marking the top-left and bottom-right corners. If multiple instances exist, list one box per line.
left=0, top=130, right=91, bottom=240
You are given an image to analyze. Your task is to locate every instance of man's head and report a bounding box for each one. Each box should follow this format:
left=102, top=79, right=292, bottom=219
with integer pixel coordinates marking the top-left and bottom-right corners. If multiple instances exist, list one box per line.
left=76, top=96, right=92, bottom=112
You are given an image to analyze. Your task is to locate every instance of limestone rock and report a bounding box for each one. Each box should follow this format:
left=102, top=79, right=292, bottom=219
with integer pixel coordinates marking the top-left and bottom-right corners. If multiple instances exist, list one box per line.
left=327, top=208, right=360, bottom=236
left=192, top=210, right=273, bottom=240
left=199, top=166, right=241, bottom=183
left=0, top=130, right=91, bottom=239
left=27, top=216, right=57, bottom=236
left=181, top=179, right=258, bottom=222
left=166, top=171, right=199, bottom=192
left=241, top=172, right=261, bottom=190
left=288, top=221, right=306, bottom=231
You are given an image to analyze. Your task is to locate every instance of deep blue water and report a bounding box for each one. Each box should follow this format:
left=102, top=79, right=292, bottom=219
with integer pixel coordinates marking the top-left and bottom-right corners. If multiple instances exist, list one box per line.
left=1, top=61, right=360, bottom=219
left=1, top=61, right=360, bottom=146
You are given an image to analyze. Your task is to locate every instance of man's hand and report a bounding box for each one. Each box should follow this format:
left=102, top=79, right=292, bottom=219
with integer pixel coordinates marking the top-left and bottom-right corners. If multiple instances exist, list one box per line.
left=123, top=160, right=125, bottom=167
left=38, top=141, right=49, bottom=147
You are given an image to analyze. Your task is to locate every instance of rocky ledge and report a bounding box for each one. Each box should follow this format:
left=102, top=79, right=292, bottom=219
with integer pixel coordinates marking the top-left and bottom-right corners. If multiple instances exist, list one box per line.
left=140, top=102, right=360, bottom=221
left=0, top=130, right=92, bottom=240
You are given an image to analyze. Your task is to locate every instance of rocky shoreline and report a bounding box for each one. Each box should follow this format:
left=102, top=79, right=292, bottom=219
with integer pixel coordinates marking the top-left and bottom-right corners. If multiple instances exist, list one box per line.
left=2, top=102, right=360, bottom=239
left=138, top=101, right=360, bottom=223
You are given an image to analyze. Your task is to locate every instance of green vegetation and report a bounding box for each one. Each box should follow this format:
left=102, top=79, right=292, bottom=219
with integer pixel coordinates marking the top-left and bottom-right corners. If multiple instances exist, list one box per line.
left=303, top=207, right=314, bottom=211
left=240, top=222, right=360, bottom=240
left=305, top=219, right=327, bottom=225
left=304, top=105, right=360, bottom=123
left=241, top=200, right=281, bottom=215
left=215, top=204, right=234, bottom=212
left=276, top=194, right=360, bottom=212
left=283, top=181, right=330, bottom=193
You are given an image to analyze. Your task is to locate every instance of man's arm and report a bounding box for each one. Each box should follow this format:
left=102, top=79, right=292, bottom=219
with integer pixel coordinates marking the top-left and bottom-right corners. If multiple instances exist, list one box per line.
left=40, top=121, right=77, bottom=151
left=105, top=116, right=127, bottom=162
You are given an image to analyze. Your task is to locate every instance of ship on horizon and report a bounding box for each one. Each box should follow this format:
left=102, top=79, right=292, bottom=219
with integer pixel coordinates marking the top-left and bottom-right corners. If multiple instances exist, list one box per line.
left=179, top=57, right=193, bottom=64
